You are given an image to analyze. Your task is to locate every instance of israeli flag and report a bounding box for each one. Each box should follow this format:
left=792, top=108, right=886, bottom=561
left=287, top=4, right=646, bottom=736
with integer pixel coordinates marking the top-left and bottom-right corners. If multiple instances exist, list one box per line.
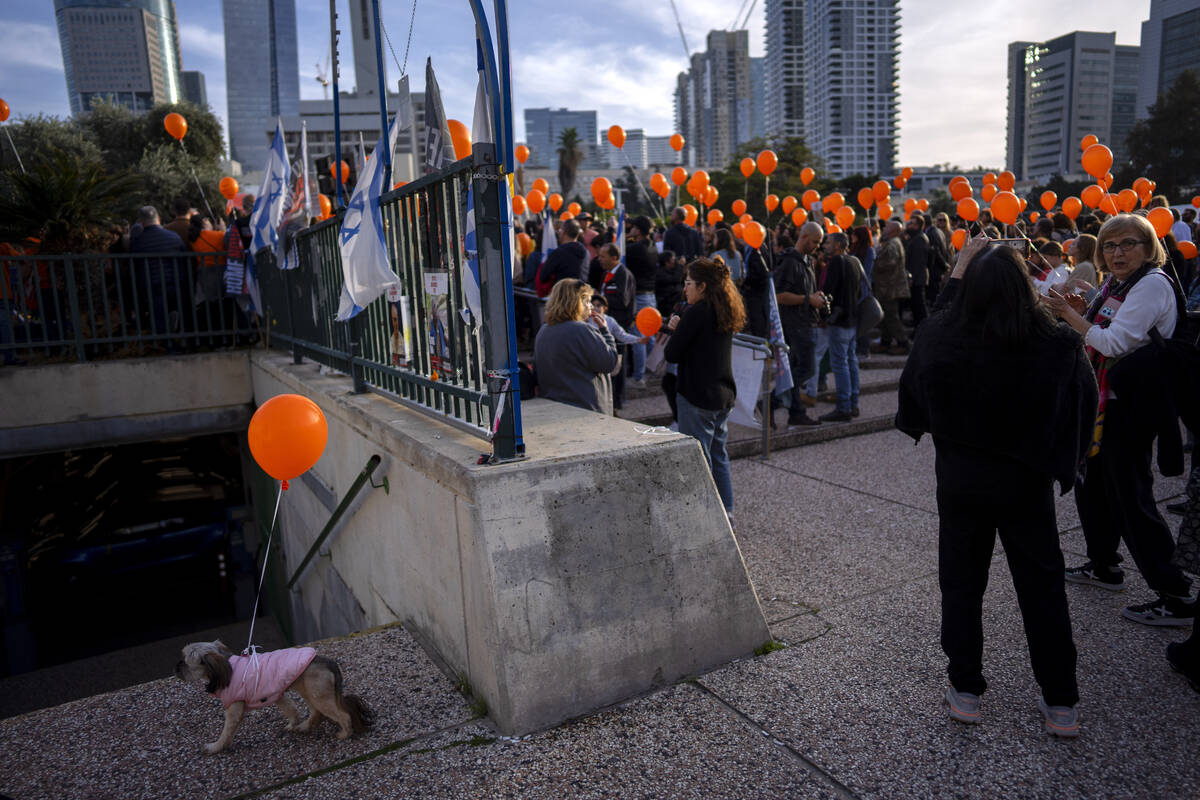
left=765, top=268, right=794, bottom=397
left=541, top=209, right=555, bottom=260
left=462, top=187, right=483, bottom=327
left=617, top=206, right=626, bottom=265
left=250, top=118, right=290, bottom=256
left=335, top=111, right=402, bottom=321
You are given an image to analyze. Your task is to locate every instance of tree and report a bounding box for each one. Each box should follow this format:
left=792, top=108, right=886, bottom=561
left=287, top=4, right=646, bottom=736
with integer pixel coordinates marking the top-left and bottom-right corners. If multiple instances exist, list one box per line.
left=614, top=166, right=658, bottom=218
left=1121, top=69, right=1200, bottom=200
left=0, top=114, right=104, bottom=177
left=556, top=128, right=583, bottom=200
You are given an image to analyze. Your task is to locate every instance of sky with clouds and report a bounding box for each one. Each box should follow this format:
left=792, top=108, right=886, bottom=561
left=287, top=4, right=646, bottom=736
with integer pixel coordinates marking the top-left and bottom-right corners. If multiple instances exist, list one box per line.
left=1, top=0, right=1149, bottom=170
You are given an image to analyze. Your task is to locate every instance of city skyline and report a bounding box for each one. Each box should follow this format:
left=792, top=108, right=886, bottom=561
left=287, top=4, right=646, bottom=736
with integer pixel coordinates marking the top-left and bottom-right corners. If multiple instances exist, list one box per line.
left=2, top=0, right=1149, bottom=172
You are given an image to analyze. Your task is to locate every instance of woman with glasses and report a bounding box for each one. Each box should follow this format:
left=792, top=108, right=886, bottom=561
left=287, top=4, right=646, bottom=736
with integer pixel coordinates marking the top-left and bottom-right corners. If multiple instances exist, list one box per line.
left=1046, top=213, right=1193, bottom=627
left=664, top=258, right=746, bottom=522
left=534, top=279, right=620, bottom=415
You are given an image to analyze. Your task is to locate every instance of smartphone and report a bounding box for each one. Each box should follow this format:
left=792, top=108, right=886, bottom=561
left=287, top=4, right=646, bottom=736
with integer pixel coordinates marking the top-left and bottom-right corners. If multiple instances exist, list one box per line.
left=993, top=238, right=1030, bottom=258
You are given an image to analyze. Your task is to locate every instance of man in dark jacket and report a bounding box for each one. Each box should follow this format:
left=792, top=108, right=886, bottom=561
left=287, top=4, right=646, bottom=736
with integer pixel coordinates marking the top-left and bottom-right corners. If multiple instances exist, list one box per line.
left=924, top=213, right=952, bottom=307
left=662, top=207, right=702, bottom=262
left=625, top=215, right=658, bottom=387
left=130, top=205, right=188, bottom=341
left=538, top=219, right=588, bottom=288
left=774, top=222, right=826, bottom=426
left=816, top=232, right=861, bottom=421
left=904, top=214, right=930, bottom=329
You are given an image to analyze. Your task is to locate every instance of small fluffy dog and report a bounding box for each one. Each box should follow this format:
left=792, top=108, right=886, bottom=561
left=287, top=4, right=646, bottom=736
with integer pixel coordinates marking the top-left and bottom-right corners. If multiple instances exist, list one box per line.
left=175, top=640, right=374, bottom=754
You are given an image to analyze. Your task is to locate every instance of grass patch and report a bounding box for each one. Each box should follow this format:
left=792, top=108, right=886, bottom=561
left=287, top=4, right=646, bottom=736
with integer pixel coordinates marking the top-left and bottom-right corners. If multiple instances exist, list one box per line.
left=754, top=639, right=786, bottom=657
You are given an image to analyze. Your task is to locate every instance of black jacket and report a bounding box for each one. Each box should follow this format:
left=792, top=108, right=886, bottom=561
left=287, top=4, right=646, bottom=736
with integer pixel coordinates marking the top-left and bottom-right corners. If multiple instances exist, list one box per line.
left=773, top=247, right=817, bottom=329
left=600, top=265, right=637, bottom=329
left=539, top=241, right=588, bottom=286
left=896, top=309, right=1098, bottom=494
left=904, top=230, right=929, bottom=287
left=655, top=263, right=685, bottom=317
left=625, top=239, right=657, bottom=293
left=821, top=253, right=861, bottom=329
left=663, top=223, right=702, bottom=262
left=664, top=298, right=735, bottom=411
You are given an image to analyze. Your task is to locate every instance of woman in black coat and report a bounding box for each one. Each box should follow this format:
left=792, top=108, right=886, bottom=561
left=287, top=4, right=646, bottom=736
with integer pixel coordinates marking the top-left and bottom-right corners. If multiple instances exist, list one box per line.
left=897, top=235, right=1098, bottom=738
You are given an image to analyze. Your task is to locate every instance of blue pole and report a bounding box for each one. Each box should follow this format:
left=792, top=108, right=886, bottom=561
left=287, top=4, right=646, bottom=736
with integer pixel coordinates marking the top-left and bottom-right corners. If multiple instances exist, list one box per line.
left=493, top=0, right=515, bottom=174
left=330, top=0, right=344, bottom=208
left=370, top=0, right=392, bottom=188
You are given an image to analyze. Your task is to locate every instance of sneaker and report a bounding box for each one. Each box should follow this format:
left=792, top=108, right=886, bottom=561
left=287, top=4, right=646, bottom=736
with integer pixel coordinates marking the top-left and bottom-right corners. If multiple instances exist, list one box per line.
left=887, top=344, right=910, bottom=356
left=1121, top=596, right=1196, bottom=627
left=819, top=409, right=853, bottom=422
left=851, top=406, right=860, bottom=418
left=627, top=378, right=647, bottom=389
left=1166, top=642, right=1200, bottom=693
left=668, top=421, right=679, bottom=432
left=1064, top=562, right=1125, bottom=591
left=796, top=392, right=818, bottom=408
left=787, top=412, right=821, bottom=427
left=945, top=686, right=980, bottom=724
left=1037, top=699, right=1080, bottom=739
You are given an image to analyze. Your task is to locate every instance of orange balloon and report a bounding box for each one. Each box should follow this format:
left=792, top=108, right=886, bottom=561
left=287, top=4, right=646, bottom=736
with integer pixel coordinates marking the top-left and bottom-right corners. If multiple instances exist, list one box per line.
left=515, top=144, right=530, bottom=164
left=653, top=182, right=670, bottom=199
left=447, top=119, right=472, bottom=161
left=1116, top=189, right=1138, bottom=213
left=765, top=194, right=779, bottom=212
left=1080, top=134, right=1099, bottom=151
left=559, top=211, right=574, bottom=221
left=318, top=194, right=332, bottom=218
left=740, top=158, right=755, bottom=179
left=903, top=197, right=917, bottom=213
left=1192, top=196, right=1200, bottom=208
left=331, top=160, right=350, bottom=184
left=1099, top=194, right=1119, bottom=216
left=1040, top=191, right=1057, bottom=211
left=671, top=166, right=688, bottom=186
left=219, top=177, right=239, bottom=200
left=951, top=229, right=967, bottom=250
left=835, top=206, right=856, bottom=229
left=0, top=98, right=9, bottom=123
left=756, top=150, right=778, bottom=177
left=732, top=199, right=747, bottom=217
left=590, top=177, right=612, bottom=202
left=957, top=198, right=979, bottom=222
left=704, top=186, right=719, bottom=207
left=532, top=178, right=549, bottom=195
left=916, top=199, right=929, bottom=212
left=782, top=195, right=798, bottom=215
left=248, top=394, right=328, bottom=481
left=877, top=202, right=893, bottom=221
left=1132, top=177, right=1151, bottom=196
left=707, top=209, right=723, bottom=226
left=568, top=202, right=581, bottom=216
left=516, top=232, right=534, bottom=257
left=981, top=184, right=998, bottom=203
left=669, top=133, right=685, bottom=152
left=743, top=221, right=766, bottom=249
left=548, top=193, right=563, bottom=212
left=163, top=112, right=187, bottom=141
left=872, top=180, right=890, bottom=203
left=802, top=189, right=820, bottom=211
left=990, top=191, right=1020, bottom=225
left=901, top=167, right=914, bottom=180
left=1081, top=144, right=1113, bottom=179
left=739, top=213, right=752, bottom=224
left=791, top=208, right=808, bottom=226
left=1062, top=196, right=1082, bottom=219
left=597, top=192, right=615, bottom=210
left=893, top=176, right=906, bottom=190
left=731, top=222, right=745, bottom=240
left=801, top=167, right=815, bottom=186
left=1019, top=198, right=1027, bottom=213
left=1100, top=172, right=1114, bottom=190
left=683, top=204, right=698, bottom=226
left=512, top=195, right=527, bottom=215
left=1030, top=212, right=1040, bottom=223
left=636, top=307, right=663, bottom=336
left=827, top=192, right=845, bottom=212
left=857, top=187, right=875, bottom=210
left=826, top=221, right=842, bottom=234
left=607, top=125, right=625, bottom=149
left=1179, top=241, right=1198, bottom=259
left=692, top=170, right=710, bottom=189
left=950, top=181, right=972, bottom=202
left=1147, top=207, right=1174, bottom=238
left=1081, top=184, right=1104, bottom=208
left=997, top=171, right=1015, bottom=191
left=526, top=189, right=546, bottom=214
left=982, top=172, right=997, bottom=185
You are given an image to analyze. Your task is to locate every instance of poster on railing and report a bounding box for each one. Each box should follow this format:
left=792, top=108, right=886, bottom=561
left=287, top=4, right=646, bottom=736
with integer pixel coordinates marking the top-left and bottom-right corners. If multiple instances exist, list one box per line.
left=386, top=286, right=411, bottom=368
left=423, top=271, right=454, bottom=380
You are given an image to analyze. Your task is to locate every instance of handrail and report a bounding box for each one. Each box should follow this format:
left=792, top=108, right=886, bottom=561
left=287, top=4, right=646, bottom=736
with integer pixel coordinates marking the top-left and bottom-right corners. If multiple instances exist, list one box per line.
left=286, top=454, right=388, bottom=590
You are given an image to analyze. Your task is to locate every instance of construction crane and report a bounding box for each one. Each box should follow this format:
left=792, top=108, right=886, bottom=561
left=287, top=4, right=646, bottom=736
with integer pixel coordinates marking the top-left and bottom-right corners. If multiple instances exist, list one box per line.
left=314, top=51, right=330, bottom=100
left=728, top=0, right=758, bottom=31
left=667, top=0, right=690, bottom=60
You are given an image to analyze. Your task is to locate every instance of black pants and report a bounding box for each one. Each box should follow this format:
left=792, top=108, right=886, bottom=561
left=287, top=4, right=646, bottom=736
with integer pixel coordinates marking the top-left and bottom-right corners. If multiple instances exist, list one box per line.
left=1075, top=400, right=1192, bottom=598
left=936, top=450, right=1078, bottom=706
left=662, top=373, right=677, bottom=422
left=909, top=284, right=928, bottom=330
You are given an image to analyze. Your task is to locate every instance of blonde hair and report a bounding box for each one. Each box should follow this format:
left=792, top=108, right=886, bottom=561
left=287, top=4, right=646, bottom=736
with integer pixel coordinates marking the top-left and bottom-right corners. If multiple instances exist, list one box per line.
left=1094, top=214, right=1166, bottom=273
left=544, top=279, right=592, bottom=325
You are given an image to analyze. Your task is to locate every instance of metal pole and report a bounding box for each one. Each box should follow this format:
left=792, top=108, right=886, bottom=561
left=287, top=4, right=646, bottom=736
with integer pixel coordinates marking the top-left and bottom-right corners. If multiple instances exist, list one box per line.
left=330, top=0, right=344, bottom=208
left=3, top=127, right=25, bottom=174
left=370, top=0, right=392, bottom=189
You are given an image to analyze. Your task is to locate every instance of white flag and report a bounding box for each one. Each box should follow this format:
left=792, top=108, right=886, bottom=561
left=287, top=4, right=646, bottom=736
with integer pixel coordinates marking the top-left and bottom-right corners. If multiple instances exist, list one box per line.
left=250, top=118, right=290, bottom=256
left=335, top=111, right=404, bottom=320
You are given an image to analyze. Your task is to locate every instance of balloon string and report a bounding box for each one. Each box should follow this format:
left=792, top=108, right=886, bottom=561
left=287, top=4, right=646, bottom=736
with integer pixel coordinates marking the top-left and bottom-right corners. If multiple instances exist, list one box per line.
left=245, top=480, right=284, bottom=656
left=177, top=139, right=219, bottom=223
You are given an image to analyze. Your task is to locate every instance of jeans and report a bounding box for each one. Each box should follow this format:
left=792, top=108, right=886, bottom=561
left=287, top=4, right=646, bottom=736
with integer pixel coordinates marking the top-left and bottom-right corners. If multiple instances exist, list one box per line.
left=827, top=325, right=859, bottom=412
left=628, top=292, right=656, bottom=380
left=677, top=393, right=734, bottom=512
left=804, top=327, right=831, bottom=396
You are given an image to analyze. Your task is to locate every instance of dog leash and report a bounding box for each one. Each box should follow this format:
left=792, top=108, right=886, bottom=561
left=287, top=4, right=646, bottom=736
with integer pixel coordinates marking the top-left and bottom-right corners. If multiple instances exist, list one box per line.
left=244, top=481, right=284, bottom=660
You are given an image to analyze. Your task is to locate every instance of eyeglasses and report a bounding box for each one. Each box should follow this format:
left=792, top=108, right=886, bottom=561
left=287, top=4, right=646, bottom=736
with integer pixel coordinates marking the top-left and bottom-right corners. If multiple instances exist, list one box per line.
left=1100, top=238, right=1147, bottom=254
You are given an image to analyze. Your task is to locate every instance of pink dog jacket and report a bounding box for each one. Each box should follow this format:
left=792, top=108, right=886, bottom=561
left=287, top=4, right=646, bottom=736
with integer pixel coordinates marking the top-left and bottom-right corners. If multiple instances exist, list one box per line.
left=213, top=647, right=317, bottom=709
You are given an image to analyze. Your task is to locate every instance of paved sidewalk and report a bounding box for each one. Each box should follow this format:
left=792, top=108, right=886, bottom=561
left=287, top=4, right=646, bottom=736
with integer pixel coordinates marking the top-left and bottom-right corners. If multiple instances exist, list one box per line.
left=1, top=427, right=1196, bottom=799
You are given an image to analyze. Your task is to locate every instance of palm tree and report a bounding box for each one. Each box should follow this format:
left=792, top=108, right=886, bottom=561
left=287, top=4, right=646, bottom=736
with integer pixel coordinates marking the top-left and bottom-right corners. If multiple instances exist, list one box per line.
left=556, top=128, right=584, bottom=200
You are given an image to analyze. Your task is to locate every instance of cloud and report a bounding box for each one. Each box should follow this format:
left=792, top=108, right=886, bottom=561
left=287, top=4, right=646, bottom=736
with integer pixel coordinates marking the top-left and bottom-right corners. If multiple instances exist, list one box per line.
left=0, top=21, right=62, bottom=72
left=179, top=23, right=225, bottom=59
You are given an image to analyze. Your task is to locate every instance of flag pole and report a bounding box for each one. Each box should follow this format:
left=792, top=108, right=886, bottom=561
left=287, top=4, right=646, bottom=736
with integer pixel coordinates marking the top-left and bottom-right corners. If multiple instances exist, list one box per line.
left=370, top=0, right=392, bottom=188
left=329, top=0, right=344, bottom=208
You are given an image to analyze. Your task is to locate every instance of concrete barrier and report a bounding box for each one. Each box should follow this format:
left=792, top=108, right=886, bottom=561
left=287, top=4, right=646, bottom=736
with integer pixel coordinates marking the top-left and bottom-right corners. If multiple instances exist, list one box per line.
left=250, top=351, right=770, bottom=734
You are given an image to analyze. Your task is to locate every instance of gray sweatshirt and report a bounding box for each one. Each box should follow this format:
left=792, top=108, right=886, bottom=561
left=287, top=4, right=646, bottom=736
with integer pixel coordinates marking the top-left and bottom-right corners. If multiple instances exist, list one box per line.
left=534, top=320, right=619, bottom=415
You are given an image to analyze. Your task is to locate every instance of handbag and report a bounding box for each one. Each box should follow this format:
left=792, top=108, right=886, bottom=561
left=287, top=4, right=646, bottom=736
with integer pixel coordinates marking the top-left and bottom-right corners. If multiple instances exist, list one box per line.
left=853, top=257, right=883, bottom=337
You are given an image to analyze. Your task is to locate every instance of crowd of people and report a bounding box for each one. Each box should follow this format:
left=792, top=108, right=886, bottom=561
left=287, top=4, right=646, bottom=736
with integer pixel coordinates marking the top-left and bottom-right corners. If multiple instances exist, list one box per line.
left=517, top=196, right=1200, bottom=737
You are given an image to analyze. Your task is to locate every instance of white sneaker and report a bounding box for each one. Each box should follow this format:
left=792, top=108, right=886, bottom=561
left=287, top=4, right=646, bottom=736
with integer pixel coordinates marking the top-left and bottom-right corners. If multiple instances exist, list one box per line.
left=627, top=378, right=647, bottom=389
left=668, top=422, right=679, bottom=432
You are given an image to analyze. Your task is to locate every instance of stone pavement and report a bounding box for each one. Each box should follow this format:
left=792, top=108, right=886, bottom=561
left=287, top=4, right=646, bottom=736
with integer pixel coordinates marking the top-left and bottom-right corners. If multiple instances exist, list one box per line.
left=1, top=423, right=1197, bottom=798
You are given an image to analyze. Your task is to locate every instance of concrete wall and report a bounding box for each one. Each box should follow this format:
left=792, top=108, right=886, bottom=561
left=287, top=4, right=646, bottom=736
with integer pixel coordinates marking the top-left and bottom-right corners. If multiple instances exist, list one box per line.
left=250, top=351, right=770, bottom=734
left=0, top=352, right=254, bottom=456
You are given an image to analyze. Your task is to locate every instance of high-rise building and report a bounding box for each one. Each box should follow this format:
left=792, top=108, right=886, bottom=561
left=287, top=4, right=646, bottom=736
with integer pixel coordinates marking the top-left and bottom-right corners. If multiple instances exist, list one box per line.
left=603, top=128, right=647, bottom=170
left=54, top=0, right=183, bottom=115
left=1005, top=41, right=1035, bottom=181
left=672, top=30, right=752, bottom=169
left=750, top=57, right=766, bottom=141
left=645, top=135, right=682, bottom=167
left=1137, top=0, right=1200, bottom=118
left=181, top=70, right=207, bottom=108
left=223, top=0, right=300, bottom=169
left=522, top=108, right=600, bottom=171
left=802, top=0, right=899, bottom=178
left=763, top=0, right=804, bottom=140
left=1007, top=32, right=1139, bottom=181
